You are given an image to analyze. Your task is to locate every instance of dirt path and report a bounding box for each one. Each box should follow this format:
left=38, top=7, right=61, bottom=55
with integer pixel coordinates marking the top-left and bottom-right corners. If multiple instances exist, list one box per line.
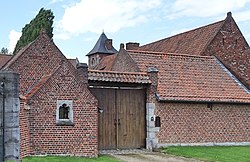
left=110, top=152, right=202, bottom=162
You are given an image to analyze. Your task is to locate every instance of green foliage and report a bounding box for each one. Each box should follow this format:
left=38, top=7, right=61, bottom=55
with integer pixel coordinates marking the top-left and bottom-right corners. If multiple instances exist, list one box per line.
left=162, top=146, right=250, bottom=162
left=13, top=8, right=54, bottom=54
left=1, top=47, right=9, bottom=54
left=22, top=155, right=120, bottom=162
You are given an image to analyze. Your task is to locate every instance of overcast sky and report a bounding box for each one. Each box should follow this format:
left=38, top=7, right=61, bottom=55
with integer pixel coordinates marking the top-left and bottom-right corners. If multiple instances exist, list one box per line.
left=1, top=0, right=250, bottom=63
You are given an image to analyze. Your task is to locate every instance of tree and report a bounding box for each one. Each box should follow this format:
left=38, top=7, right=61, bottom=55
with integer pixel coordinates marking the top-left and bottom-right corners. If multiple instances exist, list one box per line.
left=13, top=8, right=54, bottom=54
left=1, top=47, right=9, bottom=54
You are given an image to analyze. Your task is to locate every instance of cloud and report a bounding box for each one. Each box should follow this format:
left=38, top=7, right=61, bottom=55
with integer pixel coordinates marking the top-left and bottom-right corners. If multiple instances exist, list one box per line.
left=170, top=28, right=194, bottom=36
left=8, top=30, right=21, bottom=52
left=234, top=10, right=250, bottom=22
left=167, top=0, right=250, bottom=19
left=50, top=0, right=64, bottom=4
left=55, top=0, right=162, bottom=38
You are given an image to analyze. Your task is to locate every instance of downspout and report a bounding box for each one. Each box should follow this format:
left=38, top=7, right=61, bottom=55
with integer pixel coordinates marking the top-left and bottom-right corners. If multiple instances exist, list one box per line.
left=1, top=80, right=5, bottom=162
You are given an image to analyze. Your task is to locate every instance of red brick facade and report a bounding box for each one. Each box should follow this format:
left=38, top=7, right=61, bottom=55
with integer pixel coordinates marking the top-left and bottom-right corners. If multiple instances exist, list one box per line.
left=91, top=13, right=250, bottom=148
left=2, top=31, right=98, bottom=158
left=1, top=12, right=249, bottom=159
left=19, top=100, right=32, bottom=158
left=203, top=13, right=250, bottom=89
left=24, top=62, right=98, bottom=157
left=155, top=102, right=250, bottom=144
left=111, top=47, right=140, bottom=72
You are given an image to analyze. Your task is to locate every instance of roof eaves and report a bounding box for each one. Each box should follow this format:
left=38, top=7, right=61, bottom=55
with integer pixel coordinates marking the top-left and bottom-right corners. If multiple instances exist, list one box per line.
left=155, top=93, right=250, bottom=104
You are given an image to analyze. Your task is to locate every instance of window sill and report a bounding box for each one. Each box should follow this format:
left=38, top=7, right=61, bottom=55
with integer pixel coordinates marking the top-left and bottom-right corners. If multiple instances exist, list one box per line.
left=56, top=120, right=74, bottom=126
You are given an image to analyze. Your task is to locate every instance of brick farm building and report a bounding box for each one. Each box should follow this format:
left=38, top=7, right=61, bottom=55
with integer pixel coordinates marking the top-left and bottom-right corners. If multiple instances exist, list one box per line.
left=0, top=12, right=249, bottom=159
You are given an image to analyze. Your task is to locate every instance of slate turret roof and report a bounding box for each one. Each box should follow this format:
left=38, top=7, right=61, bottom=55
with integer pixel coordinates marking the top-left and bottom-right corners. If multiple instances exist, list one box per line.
left=86, top=32, right=118, bottom=56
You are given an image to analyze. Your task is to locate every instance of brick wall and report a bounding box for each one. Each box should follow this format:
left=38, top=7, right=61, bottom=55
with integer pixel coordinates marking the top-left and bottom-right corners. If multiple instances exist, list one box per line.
left=204, top=14, right=250, bottom=89
left=7, top=31, right=65, bottom=95
left=155, top=102, right=250, bottom=144
left=19, top=100, right=32, bottom=158
left=7, top=31, right=99, bottom=158
left=112, top=47, right=140, bottom=72
left=26, top=61, right=98, bottom=157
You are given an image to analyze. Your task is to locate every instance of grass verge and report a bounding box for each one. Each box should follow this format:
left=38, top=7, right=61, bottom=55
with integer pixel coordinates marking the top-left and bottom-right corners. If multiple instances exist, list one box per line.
left=162, top=146, right=250, bottom=162
left=22, top=155, right=120, bottom=162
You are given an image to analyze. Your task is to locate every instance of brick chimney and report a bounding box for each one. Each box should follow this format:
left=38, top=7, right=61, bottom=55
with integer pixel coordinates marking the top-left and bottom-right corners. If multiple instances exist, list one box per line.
left=76, top=63, right=88, bottom=83
left=120, top=43, right=125, bottom=50
left=105, top=39, right=113, bottom=50
left=126, top=42, right=140, bottom=50
left=227, top=11, right=232, bottom=17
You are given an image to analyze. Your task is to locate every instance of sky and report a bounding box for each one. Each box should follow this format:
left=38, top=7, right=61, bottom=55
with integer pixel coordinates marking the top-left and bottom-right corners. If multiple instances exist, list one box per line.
left=1, top=0, right=250, bottom=63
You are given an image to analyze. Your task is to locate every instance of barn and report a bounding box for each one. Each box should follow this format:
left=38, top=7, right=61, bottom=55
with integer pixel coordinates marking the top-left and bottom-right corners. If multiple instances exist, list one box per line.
left=0, top=12, right=249, bottom=160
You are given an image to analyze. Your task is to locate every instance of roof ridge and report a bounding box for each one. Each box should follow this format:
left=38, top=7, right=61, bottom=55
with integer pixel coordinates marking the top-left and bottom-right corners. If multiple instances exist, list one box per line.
left=127, top=49, right=215, bottom=59
left=89, top=69, right=148, bottom=75
left=141, top=19, right=224, bottom=48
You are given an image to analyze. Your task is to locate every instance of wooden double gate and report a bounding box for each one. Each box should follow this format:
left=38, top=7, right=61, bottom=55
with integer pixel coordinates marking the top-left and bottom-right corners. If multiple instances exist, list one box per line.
left=90, top=87, right=146, bottom=150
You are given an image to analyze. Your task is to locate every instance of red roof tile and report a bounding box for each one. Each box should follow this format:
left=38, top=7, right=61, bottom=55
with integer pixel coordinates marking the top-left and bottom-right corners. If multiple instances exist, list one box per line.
left=128, top=50, right=250, bottom=103
left=139, top=20, right=224, bottom=55
left=0, top=54, right=12, bottom=69
left=88, top=69, right=151, bottom=84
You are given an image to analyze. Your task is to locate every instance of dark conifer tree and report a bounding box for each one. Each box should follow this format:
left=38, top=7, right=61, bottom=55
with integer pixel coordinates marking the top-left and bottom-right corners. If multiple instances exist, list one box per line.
left=13, top=8, right=54, bottom=54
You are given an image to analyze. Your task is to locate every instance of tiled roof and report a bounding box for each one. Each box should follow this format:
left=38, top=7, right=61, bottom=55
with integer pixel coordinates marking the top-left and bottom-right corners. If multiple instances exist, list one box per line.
left=88, top=70, right=151, bottom=84
left=94, top=54, right=117, bottom=70
left=128, top=50, right=250, bottom=103
left=86, top=32, right=118, bottom=56
left=139, top=20, right=224, bottom=55
left=0, top=54, right=12, bottom=69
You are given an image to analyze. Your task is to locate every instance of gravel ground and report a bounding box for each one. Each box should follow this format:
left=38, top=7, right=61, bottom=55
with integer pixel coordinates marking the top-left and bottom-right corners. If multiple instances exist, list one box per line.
left=100, top=149, right=202, bottom=162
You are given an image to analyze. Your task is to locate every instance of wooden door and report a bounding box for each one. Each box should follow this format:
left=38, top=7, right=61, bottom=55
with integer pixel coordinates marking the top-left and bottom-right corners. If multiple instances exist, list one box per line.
left=117, top=89, right=146, bottom=149
left=90, top=88, right=146, bottom=150
left=90, top=88, right=117, bottom=149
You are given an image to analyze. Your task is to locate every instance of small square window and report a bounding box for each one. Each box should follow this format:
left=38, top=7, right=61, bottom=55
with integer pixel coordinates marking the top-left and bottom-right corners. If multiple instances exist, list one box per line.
left=56, top=100, right=74, bottom=126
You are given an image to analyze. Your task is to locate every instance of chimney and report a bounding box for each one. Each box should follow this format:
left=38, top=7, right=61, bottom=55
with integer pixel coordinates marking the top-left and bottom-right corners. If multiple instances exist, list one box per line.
left=126, top=42, right=140, bottom=50
left=105, top=39, right=113, bottom=50
left=120, top=43, right=125, bottom=50
left=227, top=12, right=232, bottom=17
left=76, top=63, right=88, bottom=83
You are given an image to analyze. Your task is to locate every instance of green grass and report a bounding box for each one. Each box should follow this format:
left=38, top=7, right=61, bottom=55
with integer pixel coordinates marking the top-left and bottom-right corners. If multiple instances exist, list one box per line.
left=22, top=155, right=120, bottom=162
left=162, top=146, right=250, bottom=162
